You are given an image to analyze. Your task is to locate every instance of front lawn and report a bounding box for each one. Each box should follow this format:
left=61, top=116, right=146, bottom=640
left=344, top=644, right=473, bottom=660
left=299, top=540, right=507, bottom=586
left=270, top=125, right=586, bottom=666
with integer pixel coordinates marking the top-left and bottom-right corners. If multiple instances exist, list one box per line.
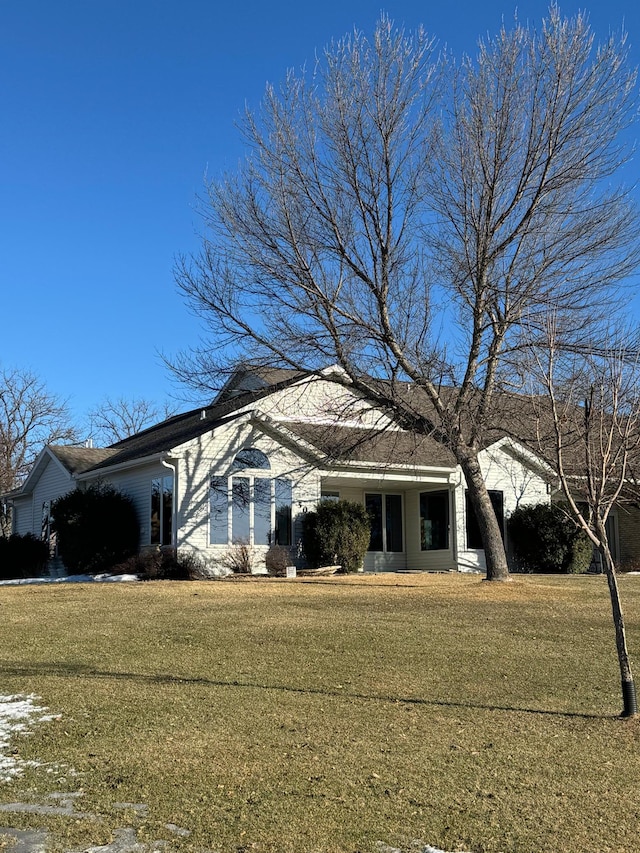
left=1, top=573, right=639, bottom=852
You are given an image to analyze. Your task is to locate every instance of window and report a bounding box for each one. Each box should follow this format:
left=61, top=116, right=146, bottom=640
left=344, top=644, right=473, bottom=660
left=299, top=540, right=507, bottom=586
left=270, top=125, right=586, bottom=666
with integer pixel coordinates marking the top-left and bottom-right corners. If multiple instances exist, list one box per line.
left=232, top=477, right=251, bottom=542
left=209, top=450, right=292, bottom=547
left=41, top=501, right=51, bottom=544
left=231, top=447, right=270, bottom=472
left=320, top=491, right=340, bottom=502
left=151, top=475, right=173, bottom=546
left=210, top=476, right=228, bottom=545
left=275, top=478, right=292, bottom=546
left=365, top=493, right=403, bottom=553
left=420, top=490, right=449, bottom=551
left=253, top=477, right=271, bottom=545
left=465, top=489, right=504, bottom=549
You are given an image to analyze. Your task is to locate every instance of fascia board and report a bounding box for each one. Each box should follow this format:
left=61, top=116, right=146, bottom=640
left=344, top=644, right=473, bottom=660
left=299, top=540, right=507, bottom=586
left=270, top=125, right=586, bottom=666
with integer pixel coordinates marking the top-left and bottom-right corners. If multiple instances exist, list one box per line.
left=75, top=452, right=169, bottom=481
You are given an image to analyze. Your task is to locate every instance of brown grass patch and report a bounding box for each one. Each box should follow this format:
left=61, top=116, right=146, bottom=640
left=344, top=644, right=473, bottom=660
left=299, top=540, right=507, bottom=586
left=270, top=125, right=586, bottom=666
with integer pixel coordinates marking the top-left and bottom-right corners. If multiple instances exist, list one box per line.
left=0, top=573, right=639, bottom=852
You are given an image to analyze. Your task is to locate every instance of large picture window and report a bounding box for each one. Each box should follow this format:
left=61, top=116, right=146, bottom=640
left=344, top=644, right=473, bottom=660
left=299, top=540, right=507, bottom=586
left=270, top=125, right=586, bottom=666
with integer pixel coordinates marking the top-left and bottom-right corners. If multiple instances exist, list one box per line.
left=365, top=493, right=403, bottom=553
left=209, top=449, right=292, bottom=547
left=465, top=489, right=504, bottom=549
left=420, top=490, right=449, bottom=551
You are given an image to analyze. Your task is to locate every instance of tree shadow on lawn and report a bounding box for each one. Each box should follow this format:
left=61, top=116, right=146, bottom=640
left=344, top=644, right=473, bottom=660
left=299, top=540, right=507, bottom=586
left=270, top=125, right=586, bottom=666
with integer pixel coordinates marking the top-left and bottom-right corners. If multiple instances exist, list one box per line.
left=3, top=660, right=605, bottom=720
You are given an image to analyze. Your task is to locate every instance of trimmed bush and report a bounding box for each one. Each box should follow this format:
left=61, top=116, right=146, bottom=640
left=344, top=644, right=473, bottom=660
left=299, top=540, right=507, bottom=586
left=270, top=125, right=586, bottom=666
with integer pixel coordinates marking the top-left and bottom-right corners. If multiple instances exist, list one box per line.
left=0, top=534, right=49, bottom=580
left=265, top=544, right=292, bottom=577
left=302, top=499, right=370, bottom=573
left=508, top=503, right=592, bottom=574
left=52, top=483, right=140, bottom=574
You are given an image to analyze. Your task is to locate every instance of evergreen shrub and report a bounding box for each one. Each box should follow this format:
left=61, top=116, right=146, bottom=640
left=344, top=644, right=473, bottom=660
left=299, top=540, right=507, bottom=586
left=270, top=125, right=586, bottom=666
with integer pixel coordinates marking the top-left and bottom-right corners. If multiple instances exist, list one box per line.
left=0, top=534, right=49, bottom=579
left=302, top=499, right=370, bottom=573
left=508, top=503, right=592, bottom=574
left=52, top=483, right=139, bottom=574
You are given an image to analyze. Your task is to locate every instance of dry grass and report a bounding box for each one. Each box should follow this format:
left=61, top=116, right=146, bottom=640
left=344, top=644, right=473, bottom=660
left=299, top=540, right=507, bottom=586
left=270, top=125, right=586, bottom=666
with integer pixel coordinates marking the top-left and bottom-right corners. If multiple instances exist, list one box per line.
left=1, top=573, right=639, bottom=852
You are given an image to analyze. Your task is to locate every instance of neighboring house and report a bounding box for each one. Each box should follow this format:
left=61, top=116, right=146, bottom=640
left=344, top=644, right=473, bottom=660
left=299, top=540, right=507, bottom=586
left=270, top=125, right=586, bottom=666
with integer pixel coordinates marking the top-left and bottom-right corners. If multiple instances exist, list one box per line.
left=2, top=366, right=573, bottom=574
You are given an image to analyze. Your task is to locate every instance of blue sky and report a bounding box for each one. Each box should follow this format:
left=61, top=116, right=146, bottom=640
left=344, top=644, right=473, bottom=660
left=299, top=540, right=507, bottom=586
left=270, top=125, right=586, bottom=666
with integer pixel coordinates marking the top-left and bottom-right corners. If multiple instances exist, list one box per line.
left=2, top=0, right=639, bottom=428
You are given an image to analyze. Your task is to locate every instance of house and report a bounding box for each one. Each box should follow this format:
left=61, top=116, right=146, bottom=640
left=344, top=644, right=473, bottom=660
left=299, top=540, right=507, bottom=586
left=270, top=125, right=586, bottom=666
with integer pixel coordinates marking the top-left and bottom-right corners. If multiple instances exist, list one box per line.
left=1, top=365, right=595, bottom=574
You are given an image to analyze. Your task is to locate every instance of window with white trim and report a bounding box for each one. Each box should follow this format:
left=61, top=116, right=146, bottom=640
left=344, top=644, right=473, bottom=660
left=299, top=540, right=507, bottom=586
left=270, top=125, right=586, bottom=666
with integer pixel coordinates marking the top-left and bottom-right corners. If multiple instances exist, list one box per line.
left=209, top=448, right=292, bottom=547
left=151, top=475, right=173, bottom=546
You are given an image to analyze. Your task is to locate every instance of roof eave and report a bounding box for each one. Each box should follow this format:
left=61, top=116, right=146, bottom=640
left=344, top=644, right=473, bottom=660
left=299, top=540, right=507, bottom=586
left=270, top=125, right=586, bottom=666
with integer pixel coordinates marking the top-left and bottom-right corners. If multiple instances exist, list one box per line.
left=75, top=451, right=174, bottom=480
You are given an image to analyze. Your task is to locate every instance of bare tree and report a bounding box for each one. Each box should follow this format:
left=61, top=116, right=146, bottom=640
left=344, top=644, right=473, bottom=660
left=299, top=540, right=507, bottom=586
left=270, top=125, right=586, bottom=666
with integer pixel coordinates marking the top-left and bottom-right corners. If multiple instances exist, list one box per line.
left=533, top=323, right=640, bottom=717
left=87, top=397, right=176, bottom=445
left=174, top=9, right=639, bottom=580
left=0, top=367, right=77, bottom=535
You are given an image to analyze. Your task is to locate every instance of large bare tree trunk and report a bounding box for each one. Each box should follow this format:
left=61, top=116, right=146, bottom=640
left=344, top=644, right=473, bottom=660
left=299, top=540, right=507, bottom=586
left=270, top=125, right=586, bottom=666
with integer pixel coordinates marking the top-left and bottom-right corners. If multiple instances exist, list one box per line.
left=459, top=453, right=510, bottom=581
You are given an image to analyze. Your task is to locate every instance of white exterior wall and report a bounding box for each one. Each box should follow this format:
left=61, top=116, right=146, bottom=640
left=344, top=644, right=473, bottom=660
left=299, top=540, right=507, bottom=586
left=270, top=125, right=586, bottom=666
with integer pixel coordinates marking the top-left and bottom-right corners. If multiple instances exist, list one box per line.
left=454, top=442, right=551, bottom=572
left=102, top=461, right=170, bottom=547
left=9, top=377, right=553, bottom=578
left=173, top=419, right=321, bottom=570
left=249, top=376, right=397, bottom=430
left=12, top=456, right=75, bottom=537
left=11, top=495, right=33, bottom=537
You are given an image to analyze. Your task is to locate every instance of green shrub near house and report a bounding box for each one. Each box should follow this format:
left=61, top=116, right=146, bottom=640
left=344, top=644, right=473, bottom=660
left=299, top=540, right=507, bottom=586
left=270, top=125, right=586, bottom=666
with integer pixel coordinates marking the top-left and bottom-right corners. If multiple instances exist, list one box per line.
left=52, top=482, right=139, bottom=574
left=508, top=503, right=592, bottom=574
left=302, top=499, right=370, bottom=573
left=0, top=533, right=49, bottom=579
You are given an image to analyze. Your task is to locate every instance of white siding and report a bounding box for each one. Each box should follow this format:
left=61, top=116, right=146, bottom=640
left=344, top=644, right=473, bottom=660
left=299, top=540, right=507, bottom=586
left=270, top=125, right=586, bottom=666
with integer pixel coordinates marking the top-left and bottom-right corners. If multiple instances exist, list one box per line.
left=28, top=457, right=75, bottom=536
left=173, top=420, right=322, bottom=568
left=11, top=495, right=33, bottom=537
left=248, top=376, right=398, bottom=430
left=103, top=462, right=170, bottom=546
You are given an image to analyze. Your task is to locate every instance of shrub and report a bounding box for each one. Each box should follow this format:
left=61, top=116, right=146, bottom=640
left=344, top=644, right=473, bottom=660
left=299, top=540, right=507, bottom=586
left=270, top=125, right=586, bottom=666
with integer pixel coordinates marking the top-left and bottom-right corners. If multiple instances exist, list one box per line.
left=508, top=503, right=592, bottom=574
left=265, top=544, right=292, bottom=577
left=124, top=548, right=209, bottom=581
left=0, top=534, right=49, bottom=580
left=222, top=541, right=255, bottom=574
left=52, top=483, right=139, bottom=574
left=302, top=499, right=370, bottom=573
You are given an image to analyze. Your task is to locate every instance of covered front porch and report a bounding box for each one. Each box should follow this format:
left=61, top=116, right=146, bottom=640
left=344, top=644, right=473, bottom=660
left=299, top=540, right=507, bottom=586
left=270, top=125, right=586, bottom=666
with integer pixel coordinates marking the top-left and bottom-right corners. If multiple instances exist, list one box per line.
left=319, top=466, right=459, bottom=573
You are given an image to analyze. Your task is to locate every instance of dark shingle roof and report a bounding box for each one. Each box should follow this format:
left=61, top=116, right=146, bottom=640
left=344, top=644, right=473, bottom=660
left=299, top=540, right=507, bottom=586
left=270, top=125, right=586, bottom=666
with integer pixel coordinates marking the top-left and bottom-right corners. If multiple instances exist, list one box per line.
left=280, top=422, right=456, bottom=468
left=81, top=372, right=309, bottom=473
left=46, top=367, right=573, bottom=479
left=49, top=446, right=118, bottom=475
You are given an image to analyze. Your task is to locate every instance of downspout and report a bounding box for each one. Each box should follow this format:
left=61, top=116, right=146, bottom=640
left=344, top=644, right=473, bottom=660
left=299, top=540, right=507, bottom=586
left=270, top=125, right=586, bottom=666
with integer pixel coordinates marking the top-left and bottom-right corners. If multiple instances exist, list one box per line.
left=161, top=458, right=178, bottom=551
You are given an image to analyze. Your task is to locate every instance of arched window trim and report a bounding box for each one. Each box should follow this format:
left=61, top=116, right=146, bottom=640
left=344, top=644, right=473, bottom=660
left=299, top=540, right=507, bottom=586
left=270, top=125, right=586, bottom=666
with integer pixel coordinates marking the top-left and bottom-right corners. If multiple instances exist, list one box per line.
left=230, top=447, right=271, bottom=473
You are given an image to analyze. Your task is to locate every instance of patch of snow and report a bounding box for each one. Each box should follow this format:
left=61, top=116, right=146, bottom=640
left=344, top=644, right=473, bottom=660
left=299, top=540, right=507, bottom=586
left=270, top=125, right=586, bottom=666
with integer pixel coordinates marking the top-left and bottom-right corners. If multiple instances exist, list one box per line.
left=0, top=695, right=61, bottom=782
left=378, top=843, right=474, bottom=853
left=0, top=573, right=139, bottom=587
left=421, top=847, right=474, bottom=853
